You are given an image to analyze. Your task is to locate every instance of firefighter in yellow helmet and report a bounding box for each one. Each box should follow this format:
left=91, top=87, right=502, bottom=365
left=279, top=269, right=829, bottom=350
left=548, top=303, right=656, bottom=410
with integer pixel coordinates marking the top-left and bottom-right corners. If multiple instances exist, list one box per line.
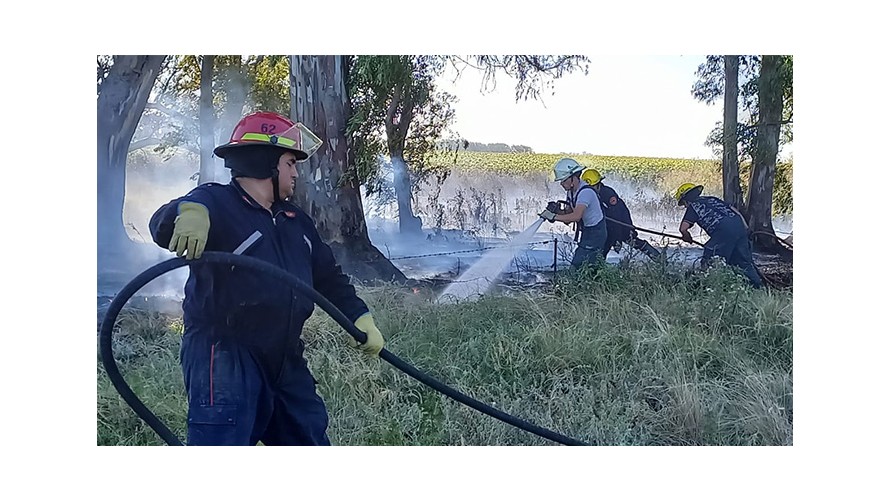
left=675, top=183, right=762, bottom=288
left=538, top=158, right=607, bottom=268
left=580, top=168, right=661, bottom=261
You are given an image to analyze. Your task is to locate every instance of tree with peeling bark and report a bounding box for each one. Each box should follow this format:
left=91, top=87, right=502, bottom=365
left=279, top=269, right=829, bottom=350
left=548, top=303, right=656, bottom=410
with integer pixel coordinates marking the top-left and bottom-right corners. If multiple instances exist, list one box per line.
left=289, top=55, right=406, bottom=282
left=747, top=55, right=788, bottom=252
left=97, top=55, right=165, bottom=268
left=692, top=55, right=793, bottom=253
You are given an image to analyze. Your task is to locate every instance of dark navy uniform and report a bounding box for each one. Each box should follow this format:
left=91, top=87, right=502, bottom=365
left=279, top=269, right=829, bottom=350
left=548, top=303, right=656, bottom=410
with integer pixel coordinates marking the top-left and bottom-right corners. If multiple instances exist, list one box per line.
left=683, top=196, right=762, bottom=287
left=150, top=179, right=369, bottom=445
left=598, top=184, right=661, bottom=260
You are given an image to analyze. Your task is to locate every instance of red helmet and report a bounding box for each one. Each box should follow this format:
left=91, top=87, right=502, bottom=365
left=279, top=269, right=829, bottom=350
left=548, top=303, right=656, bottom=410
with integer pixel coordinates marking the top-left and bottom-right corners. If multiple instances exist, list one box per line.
left=213, top=111, right=321, bottom=160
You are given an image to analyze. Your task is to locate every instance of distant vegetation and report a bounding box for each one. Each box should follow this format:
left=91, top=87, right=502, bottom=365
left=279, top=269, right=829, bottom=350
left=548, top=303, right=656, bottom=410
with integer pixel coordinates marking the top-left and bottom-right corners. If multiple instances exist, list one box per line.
left=429, top=151, right=792, bottom=215
left=439, top=140, right=534, bottom=153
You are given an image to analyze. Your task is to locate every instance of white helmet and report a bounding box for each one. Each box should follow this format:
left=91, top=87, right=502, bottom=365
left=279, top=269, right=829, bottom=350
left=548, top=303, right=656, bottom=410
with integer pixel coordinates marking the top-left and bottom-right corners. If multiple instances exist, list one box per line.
left=553, top=157, right=584, bottom=182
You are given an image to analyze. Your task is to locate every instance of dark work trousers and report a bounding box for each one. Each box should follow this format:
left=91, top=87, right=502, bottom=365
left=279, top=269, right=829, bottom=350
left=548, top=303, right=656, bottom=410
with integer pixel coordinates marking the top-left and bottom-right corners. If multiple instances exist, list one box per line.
left=602, top=229, right=662, bottom=261
left=180, top=329, right=331, bottom=446
left=701, top=217, right=763, bottom=288
left=572, top=219, right=608, bottom=269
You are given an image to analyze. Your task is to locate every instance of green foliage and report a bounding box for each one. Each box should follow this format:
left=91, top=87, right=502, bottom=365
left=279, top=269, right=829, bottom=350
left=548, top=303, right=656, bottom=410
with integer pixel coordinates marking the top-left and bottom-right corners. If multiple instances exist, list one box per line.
left=773, top=161, right=793, bottom=215
left=247, top=56, right=290, bottom=115
left=463, top=55, right=591, bottom=101
left=133, top=55, right=291, bottom=159
left=694, top=55, right=793, bottom=163
left=692, top=55, right=760, bottom=112
left=692, top=55, right=794, bottom=216
left=97, top=262, right=792, bottom=446
left=347, top=56, right=455, bottom=193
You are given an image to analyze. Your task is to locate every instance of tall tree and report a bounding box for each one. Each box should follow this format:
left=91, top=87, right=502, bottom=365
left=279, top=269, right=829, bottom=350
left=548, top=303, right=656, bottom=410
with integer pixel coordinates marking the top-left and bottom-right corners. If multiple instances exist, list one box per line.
left=349, top=56, right=454, bottom=234
left=722, top=56, right=745, bottom=212
left=97, top=55, right=165, bottom=265
left=290, top=55, right=406, bottom=282
left=198, top=55, right=216, bottom=183
left=692, top=55, right=793, bottom=252
left=747, top=55, right=785, bottom=251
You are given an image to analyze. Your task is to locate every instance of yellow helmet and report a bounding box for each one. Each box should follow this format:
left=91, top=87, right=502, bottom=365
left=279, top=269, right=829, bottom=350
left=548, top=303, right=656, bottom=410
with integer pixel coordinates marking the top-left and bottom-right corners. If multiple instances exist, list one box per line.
left=581, top=168, right=603, bottom=186
left=674, top=183, right=703, bottom=205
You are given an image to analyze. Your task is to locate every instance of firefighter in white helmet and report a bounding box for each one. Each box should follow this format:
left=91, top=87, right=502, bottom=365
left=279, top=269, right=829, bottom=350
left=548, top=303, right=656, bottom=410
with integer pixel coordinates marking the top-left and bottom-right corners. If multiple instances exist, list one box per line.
left=538, top=158, right=607, bottom=269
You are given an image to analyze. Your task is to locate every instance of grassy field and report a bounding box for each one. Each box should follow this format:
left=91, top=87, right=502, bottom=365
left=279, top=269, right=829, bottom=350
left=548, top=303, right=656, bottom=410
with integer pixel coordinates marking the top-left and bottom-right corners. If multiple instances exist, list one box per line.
left=97, top=260, right=792, bottom=446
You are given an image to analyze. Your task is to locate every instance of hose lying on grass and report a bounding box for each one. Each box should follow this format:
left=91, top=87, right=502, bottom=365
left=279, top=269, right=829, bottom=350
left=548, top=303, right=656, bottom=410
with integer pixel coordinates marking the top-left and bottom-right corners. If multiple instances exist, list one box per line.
left=99, top=251, right=590, bottom=446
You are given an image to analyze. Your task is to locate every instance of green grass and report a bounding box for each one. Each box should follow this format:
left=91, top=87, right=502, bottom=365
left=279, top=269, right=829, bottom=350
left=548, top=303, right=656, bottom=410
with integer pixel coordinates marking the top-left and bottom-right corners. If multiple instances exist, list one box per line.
left=97, top=262, right=792, bottom=446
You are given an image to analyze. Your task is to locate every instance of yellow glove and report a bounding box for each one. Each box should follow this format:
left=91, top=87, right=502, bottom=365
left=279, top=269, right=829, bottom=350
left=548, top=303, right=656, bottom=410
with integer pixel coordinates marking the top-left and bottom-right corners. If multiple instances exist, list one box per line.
left=169, top=202, right=210, bottom=260
left=351, top=313, right=385, bottom=356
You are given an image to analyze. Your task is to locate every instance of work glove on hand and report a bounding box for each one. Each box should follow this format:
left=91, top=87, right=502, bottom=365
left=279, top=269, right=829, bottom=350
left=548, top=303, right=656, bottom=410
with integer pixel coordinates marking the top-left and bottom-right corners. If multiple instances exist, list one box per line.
left=350, top=313, right=385, bottom=356
left=546, top=201, right=560, bottom=214
left=169, top=202, right=210, bottom=260
left=538, top=209, right=557, bottom=222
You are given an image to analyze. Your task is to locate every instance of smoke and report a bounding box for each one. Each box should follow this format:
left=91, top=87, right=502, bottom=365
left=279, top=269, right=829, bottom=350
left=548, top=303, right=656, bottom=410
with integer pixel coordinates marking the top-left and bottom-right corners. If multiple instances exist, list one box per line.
left=363, top=165, right=794, bottom=280
left=438, top=219, right=545, bottom=303
left=99, top=90, right=210, bottom=300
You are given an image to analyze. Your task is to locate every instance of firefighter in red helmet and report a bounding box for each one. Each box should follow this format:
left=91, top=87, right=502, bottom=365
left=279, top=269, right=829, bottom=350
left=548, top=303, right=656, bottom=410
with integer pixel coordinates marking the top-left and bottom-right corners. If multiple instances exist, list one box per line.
left=150, top=111, right=385, bottom=445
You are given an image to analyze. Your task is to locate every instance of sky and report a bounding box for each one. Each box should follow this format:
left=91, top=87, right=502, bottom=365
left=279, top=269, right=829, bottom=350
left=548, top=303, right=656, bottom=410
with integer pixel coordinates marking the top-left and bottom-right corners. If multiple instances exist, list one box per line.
left=435, top=55, right=778, bottom=160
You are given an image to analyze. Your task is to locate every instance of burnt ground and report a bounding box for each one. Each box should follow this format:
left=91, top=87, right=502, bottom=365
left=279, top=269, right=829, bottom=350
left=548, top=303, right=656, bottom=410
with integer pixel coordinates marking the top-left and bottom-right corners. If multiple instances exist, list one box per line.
left=754, top=252, right=793, bottom=289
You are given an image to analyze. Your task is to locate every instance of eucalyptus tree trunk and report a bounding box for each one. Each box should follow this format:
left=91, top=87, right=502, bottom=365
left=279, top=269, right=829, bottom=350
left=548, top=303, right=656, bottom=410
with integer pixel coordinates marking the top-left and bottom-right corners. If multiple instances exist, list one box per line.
left=722, top=55, right=745, bottom=214
left=290, top=55, right=406, bottom=282
left=198, top=55, right=216, bottom=184
left=384, top=81, right=423, bottom=235
left=97, top=55, right=165, bottom=264
left=747, top=55, right=783, bottom=253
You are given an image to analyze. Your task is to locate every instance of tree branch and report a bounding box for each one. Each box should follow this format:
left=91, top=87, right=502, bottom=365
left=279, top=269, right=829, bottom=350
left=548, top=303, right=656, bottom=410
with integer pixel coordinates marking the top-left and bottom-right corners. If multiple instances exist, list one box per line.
left=739, top=119, right=793, bottom=130
left=128, top=137, right=200, bottom=155
left=145, top=102, right=197, bottom=129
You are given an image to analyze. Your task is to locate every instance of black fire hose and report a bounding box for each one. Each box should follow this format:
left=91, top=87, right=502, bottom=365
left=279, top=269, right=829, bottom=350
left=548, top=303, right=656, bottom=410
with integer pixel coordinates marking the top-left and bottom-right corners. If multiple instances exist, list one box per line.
left=601, top=216, right=787, bottom=287
left=603, top=216, right=704, bottom=247
left=99, top=251, right=589, bottom=446
left=749, top=230, right=793, bottom=250
left=606, top=216, right=793, bottom=252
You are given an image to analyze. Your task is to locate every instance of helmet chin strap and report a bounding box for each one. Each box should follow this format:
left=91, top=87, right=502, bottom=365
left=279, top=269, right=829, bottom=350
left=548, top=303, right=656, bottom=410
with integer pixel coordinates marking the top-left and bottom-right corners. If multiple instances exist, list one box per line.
left=271, top=167, right=281, bottom=205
